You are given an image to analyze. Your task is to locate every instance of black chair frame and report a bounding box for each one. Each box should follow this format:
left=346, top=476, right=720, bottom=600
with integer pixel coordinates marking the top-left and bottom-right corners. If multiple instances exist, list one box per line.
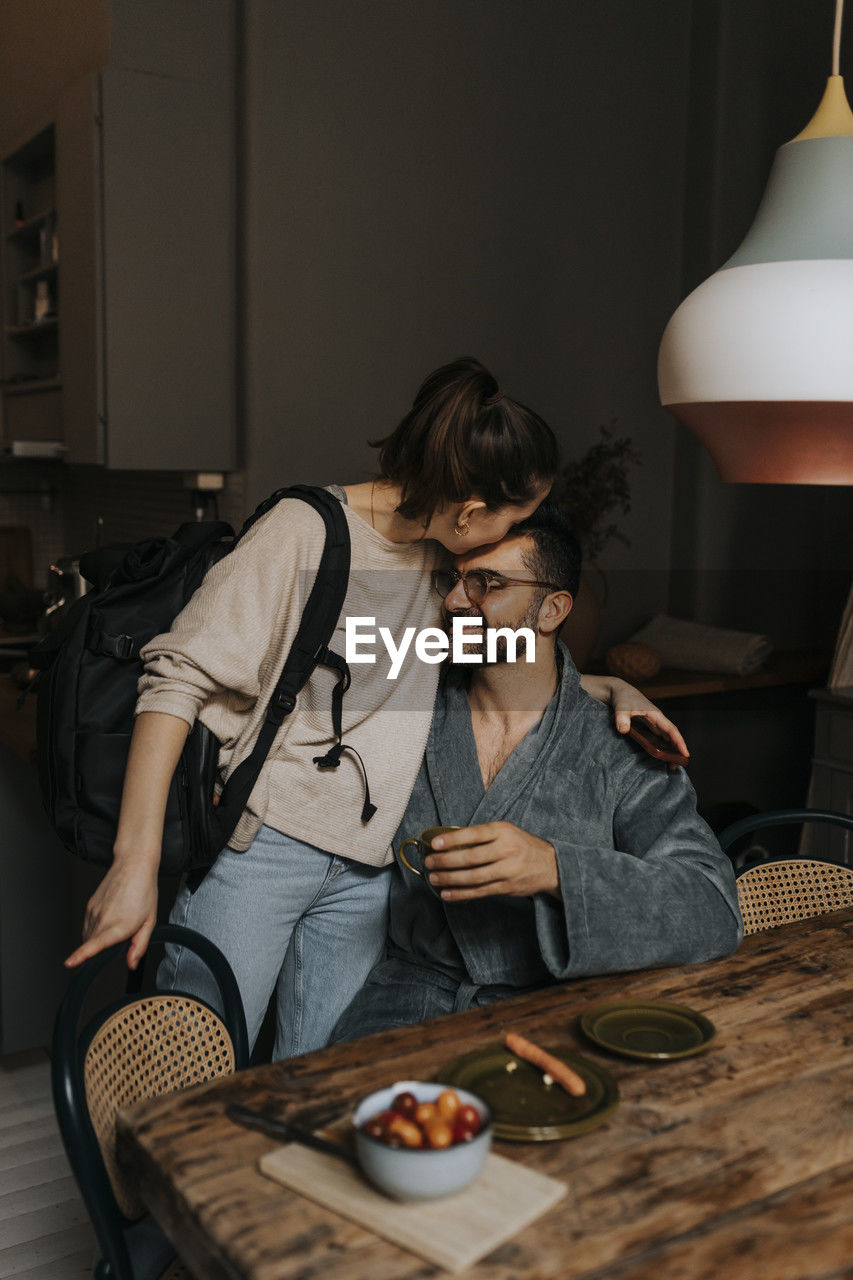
left=52, top=924, right=249, bottom=1280
left=718, top=807, right=853, bottom=874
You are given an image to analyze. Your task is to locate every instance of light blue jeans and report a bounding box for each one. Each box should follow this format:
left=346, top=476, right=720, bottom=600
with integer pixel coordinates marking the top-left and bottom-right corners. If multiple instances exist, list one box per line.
left=156, top=825, right=392, bottom=1060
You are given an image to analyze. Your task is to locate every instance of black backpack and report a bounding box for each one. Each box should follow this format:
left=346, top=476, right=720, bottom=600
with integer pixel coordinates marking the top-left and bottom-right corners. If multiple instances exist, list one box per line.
left=32, top=484, right=374, bottom=877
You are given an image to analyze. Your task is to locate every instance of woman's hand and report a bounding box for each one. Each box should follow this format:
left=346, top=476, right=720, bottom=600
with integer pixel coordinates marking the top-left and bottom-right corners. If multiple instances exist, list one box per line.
left=65, top=856, right=159, bottom=970
left=580, top=673, right=689, bottom=758
left=425, top=822, right=559, bottom=901
left=63, top=710, right=189, bottom=970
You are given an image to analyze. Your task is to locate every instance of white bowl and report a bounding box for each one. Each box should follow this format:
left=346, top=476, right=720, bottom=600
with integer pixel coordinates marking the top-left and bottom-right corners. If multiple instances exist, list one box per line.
left=353, top=1079, right=492, bottom=1201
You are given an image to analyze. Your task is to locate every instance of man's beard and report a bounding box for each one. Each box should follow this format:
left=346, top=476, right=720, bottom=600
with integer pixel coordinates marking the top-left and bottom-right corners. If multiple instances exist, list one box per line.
left=444, top=600, right=542, bottom=667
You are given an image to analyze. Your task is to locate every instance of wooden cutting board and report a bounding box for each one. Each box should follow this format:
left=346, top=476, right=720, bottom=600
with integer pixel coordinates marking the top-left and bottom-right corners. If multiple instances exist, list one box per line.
left=260, top=1143, right=566, bottom=1272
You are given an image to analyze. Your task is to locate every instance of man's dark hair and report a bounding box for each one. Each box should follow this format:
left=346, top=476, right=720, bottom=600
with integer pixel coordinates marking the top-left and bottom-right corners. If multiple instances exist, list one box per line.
left=513, top=502, right=582, bottom=599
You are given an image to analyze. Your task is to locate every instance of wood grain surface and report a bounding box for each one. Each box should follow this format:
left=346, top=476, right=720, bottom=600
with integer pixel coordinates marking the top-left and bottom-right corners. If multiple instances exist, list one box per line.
left=115, top=909, right=853, bottom=1280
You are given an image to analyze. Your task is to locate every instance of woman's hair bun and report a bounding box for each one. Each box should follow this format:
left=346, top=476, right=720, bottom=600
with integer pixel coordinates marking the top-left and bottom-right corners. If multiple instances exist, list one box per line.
left=373, top=357, right=559, bottom=524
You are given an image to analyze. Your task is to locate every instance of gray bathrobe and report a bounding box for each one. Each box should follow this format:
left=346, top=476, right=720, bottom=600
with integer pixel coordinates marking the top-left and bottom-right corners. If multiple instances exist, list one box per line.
left=332, top=644, right=742, bottom=1041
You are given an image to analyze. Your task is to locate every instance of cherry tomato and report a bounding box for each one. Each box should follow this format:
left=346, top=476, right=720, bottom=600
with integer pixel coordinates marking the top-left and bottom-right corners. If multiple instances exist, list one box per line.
left=436, top=1089, right=461, bottom=1123
left=392, top=1091, right=419, bottom=1119
left=456, top=1104, right=480, bottom=1131
left=362, top=1117, right=386, bottom=1141
left=424, top=1118, right=453, bottom=1149
left=414, top=1102, right=437, bottom=1127
left=452, top=1117, right=479, bottom=1144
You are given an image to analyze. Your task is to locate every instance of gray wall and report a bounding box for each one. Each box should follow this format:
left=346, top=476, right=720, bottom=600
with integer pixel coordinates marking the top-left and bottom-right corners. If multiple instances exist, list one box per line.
left=3, top=0, right=845, bottom=640
left=2, top=0, right=847, bottom=651
left=243, top=0, right=694, bottom=650
left=243, top=0, right=851, bottom=658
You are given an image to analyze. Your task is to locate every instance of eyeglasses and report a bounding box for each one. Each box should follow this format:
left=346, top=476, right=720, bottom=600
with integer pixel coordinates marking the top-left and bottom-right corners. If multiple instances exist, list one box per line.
left=431, top=567, right=564, bottom=605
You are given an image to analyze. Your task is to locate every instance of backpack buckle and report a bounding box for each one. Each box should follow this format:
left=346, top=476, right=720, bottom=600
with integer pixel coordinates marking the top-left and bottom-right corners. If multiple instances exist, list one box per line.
left=87, top=627, right=140, bottom=661
left=267, top=689, right=296, bottom=726
left=113, top=634, right=138, bottom=660
left=313, top=747, right=342, bottom=770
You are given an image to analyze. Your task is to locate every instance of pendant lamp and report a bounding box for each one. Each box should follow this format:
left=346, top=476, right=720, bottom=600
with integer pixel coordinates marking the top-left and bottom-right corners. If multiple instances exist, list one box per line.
left=658, top=0, right=853, bottom=484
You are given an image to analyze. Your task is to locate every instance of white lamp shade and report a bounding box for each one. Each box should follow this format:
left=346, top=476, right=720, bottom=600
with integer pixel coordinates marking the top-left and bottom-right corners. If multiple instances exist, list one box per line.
left=659, top=259, right=853, bottom=404
left=658, top=90, right=853, bottom=484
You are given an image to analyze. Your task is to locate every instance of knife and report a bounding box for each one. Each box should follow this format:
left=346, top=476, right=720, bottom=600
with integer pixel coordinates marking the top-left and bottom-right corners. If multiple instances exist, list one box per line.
left=225, top=1103, right=358, bottom=1167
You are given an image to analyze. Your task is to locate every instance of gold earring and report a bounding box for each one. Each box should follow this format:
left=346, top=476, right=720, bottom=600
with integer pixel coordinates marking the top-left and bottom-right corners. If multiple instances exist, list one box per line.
left=454, top=523, right=470, bottom=537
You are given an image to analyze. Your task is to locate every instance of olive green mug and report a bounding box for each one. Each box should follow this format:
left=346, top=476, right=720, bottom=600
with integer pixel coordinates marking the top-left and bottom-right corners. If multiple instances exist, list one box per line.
left=396, top=825, right=462, bottom=896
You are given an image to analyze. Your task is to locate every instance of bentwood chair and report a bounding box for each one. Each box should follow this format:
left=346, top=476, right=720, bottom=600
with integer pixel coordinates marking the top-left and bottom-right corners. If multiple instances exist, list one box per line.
left=52, top=924, right=249, bottom=1280
left=718, top=809, right=853, bottom=936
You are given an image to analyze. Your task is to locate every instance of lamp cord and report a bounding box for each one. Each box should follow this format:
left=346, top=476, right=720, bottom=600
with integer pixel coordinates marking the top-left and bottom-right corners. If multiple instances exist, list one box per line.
left=833, top=0, right=844, bottom=76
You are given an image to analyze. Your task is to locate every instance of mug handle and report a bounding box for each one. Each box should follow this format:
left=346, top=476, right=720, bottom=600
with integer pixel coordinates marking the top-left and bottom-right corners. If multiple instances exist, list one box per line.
left=397, top=838, right=425, bottom=878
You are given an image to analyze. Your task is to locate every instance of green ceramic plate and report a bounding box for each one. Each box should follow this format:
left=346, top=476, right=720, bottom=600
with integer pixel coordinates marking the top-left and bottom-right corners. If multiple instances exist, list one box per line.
left=437, top=1044, right=619, bottom=1142
left=579, top=999, right=716, bottom=1061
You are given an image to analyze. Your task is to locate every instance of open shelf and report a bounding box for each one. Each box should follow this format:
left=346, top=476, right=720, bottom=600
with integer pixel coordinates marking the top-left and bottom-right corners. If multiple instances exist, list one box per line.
left=16, top=262, right=58, bottom=285
left=2, top=123, right=61, bottom=423
left=1, top=376, right=62, bottom=395
left=5, top=318, right=58, bottom=338
left=6, top=209, right=55, bottom=241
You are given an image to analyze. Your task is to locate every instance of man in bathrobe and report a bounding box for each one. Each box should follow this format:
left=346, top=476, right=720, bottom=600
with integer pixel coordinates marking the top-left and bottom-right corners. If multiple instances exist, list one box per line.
left=332, top=504, right=742, bottom=1040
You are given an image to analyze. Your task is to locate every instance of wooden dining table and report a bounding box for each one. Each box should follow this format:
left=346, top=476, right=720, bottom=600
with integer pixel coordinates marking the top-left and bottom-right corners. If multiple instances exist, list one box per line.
left=116, top=908, right=853, bottom=1279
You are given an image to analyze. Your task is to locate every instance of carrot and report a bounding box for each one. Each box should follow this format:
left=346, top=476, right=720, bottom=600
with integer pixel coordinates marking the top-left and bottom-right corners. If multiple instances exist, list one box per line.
left=503, top=1031, right=587, bottom=1097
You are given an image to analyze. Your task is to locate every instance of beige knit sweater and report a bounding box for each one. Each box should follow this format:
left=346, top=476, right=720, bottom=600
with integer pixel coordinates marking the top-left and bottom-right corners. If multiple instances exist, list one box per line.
left=136, top=493, right=445, bottom=866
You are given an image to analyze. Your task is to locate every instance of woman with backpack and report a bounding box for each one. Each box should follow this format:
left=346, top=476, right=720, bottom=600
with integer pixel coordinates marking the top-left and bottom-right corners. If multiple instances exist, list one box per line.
left=65, top=357, right=688, bottom=1060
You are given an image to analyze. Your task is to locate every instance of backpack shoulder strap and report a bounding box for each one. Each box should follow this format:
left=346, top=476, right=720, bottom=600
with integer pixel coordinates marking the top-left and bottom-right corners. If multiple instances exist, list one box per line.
left=262, top=485, right=350, bottom=705
left=210, top=485, right=352, bottom=840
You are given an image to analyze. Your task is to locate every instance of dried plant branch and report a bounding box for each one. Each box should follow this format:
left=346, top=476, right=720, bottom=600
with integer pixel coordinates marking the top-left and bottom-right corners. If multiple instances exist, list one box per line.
left=556, top=423, right=642, bottom=561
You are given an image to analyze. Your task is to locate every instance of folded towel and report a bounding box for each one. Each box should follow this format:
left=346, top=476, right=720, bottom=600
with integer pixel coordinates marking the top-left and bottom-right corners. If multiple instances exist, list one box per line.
left=628, top=614, right=772, bottom=676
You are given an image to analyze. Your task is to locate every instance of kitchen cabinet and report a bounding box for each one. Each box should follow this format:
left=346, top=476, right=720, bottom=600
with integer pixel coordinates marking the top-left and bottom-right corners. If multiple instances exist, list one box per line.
left=1, top=0, right=235, bottom=469
left=58, top=54, right=235, bottom=469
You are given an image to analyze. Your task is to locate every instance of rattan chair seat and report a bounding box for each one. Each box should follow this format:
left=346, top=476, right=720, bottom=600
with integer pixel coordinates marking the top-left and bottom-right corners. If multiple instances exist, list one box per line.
left=737, top=858, right=853, bottom=935
left=84, top=995, right=235, bottom=1219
